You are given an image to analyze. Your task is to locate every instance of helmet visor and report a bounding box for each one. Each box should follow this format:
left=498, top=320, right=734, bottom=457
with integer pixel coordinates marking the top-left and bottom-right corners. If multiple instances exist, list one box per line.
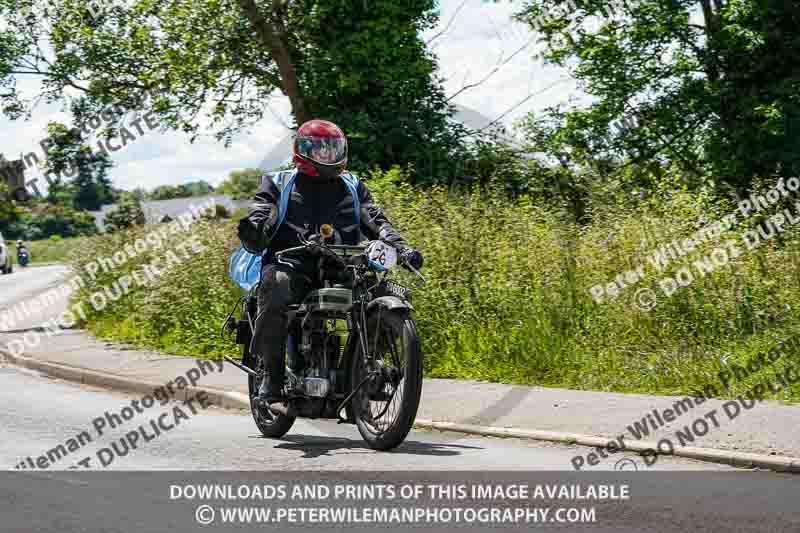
left=296, top=135, right=346, bottom=165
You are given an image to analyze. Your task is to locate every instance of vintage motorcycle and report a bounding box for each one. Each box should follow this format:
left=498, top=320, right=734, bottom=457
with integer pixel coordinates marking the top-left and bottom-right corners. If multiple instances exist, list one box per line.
left=223, top=229, right=424, bottom=450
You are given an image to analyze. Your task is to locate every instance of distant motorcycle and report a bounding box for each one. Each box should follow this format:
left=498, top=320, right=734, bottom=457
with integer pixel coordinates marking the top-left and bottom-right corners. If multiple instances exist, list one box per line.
left=17, top=246, right=29, bottom=267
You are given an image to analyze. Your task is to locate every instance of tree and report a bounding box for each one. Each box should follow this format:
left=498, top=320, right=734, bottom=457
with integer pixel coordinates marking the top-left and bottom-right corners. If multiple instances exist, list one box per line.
left=149, top=180, right=214, bottom=200
left=149, top=185, right=181, bottom=200
left=40, top=122, right=116, bottom=210
left=183, top=180, right=214, bottom=197
left=103, top=196, right=146, bottom=232
left=216, top=168, right=263, bottom=199
left=0, top=182, right=22, bottom=231
left=118, top=187, right=148, bottom=204
left=286, top=1, right=469, bottom=181
left=5, top=202, right=98, bottom=239
left=0, top=0, right=466, bottom=184
left=515, top=0, right=800, bottom=193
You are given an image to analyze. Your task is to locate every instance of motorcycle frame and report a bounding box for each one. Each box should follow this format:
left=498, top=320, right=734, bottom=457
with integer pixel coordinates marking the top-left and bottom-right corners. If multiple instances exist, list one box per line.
left=236, top=241, right=412, bottom=421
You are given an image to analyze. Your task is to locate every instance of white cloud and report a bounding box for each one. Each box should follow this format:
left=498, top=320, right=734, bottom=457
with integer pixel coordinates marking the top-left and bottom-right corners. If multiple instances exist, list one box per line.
left=0, top=0, right=577, bottom=192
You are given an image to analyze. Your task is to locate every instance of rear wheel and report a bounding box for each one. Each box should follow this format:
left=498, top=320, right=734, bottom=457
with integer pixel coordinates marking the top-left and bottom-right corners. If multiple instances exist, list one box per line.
left=247, top=349, right=295, bottom=439
left=351, top=311, right=422, bottom=451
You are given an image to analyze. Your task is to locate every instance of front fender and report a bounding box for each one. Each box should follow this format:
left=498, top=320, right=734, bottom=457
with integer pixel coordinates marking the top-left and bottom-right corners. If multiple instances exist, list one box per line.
left=366, top=295, right=414, bottom=314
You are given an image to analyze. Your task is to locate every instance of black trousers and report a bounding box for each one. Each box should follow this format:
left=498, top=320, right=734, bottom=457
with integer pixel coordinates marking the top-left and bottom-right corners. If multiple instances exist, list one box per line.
left=252, top=262, right=311, bottom=388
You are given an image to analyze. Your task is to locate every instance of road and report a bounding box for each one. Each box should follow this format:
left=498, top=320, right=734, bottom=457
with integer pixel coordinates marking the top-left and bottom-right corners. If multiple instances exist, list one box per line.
left=0, top=264, right=71, bottom=331
left=2, top=370, right=800, bottom=533
left=0, top=366, right=727, bottom=471
left=0, top=265, right=731, bottom=472
left=2, top=267, right=800, bottom=532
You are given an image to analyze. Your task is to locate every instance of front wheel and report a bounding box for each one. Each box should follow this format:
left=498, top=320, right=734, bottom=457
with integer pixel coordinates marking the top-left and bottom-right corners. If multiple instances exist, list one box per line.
left=247, top=351, right=296, bottom=439
left=351, top=311, right=423, bottom=451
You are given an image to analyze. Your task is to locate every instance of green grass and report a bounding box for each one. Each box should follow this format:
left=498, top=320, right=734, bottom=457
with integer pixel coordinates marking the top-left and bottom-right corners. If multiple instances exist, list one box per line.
left=66, top=171, right=800, bottom=402
left=11, top=236, right=90, bottom=264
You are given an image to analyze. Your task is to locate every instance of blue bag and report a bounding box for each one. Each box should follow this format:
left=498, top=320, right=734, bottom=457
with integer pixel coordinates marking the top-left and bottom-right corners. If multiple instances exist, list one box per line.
left=228, top=170, right=361, bottom=290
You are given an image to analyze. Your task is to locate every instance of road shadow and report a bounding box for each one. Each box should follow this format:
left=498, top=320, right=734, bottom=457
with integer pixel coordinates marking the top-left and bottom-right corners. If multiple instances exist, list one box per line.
left=256, top=434, right=482, bottom=459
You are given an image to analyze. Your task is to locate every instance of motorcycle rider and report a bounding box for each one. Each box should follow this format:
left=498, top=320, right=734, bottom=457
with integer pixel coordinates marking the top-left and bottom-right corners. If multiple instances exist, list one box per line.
left=237, top=119, right=423, bottom=404
left=16, top=240, right=29, bottom=265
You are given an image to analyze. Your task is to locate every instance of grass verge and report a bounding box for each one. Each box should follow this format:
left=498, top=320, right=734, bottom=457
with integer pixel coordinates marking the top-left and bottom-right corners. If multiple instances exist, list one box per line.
left=67, top=172, right=800, bottom=402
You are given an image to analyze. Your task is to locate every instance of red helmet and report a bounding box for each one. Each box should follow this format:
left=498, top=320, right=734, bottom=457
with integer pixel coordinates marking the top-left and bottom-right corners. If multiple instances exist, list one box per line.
left=293, top=119, right=347, bottom=179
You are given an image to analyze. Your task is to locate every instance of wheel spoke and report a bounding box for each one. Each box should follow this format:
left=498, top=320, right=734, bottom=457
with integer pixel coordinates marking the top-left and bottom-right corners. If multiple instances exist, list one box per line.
left=385, top=326, right=403, bottom=372
left=355, top=319, right=409, bottom=435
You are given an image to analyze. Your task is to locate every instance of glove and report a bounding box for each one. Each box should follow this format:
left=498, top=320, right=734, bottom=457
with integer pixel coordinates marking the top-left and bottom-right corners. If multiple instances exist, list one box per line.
left=237, top=217, right=265, bottom=253
left=400, top=248, right=423, bottom=270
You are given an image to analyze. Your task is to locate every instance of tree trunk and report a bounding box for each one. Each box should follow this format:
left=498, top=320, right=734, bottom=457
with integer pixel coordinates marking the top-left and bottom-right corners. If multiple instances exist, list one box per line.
left=238, top=0, right=311, bottom=126
left=699, top=0, right=720, bottom=82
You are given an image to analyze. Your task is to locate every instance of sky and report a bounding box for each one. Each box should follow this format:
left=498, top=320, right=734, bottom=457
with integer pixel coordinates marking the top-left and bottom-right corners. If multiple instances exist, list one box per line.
left=0, top=0, right=578, bottom=192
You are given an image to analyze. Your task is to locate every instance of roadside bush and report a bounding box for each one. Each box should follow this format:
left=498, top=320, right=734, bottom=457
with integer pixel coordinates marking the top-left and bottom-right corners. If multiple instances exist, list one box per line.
left=71, top=168, right=800, bottom=401
left=70, top=219, right=240, bottom=357
left=103, top=197, right=146, bottom=232
left=6, top=203, right=98, bottom=239
left=17, top=235, right=89, bottom=264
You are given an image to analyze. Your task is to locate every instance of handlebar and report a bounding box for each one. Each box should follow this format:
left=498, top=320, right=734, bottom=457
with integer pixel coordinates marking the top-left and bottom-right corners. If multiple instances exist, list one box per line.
left=272, top=233, right=426, bottom=282
left=273, top=234, right=367, bottom=267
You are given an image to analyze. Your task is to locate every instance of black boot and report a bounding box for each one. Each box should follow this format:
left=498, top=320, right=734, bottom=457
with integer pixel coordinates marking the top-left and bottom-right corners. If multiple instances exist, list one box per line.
left=255, top=358, right=286, bottom=405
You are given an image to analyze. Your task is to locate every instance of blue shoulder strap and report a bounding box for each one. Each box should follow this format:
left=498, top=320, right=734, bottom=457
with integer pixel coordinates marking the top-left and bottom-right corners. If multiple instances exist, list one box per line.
left=340, top=171, right=361, bottom=227
left=272, top=169, right=298, bottom=235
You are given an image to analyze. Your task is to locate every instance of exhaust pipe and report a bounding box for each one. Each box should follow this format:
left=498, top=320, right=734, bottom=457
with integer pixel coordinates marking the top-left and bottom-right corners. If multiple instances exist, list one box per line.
left=268, top=402, right=297, bottom=418
left=223, top=355, right=258, bottom=377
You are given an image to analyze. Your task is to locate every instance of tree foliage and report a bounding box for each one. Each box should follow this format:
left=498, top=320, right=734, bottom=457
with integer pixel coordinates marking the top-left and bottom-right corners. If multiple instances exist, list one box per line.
left=0, top=182, right=22, bottom=230
left=149, top=180, right=214, bottom=200
left=216, top=167, right=262, bottom=199
left=37, top=122, right=116, bottom=210
left=0, top=0, right=467, bottom=183
left=3, top=202, right=98, bottom=239
left=516, top=0, right=800, bottom=192
left=103, top=195, right=146, bottom=232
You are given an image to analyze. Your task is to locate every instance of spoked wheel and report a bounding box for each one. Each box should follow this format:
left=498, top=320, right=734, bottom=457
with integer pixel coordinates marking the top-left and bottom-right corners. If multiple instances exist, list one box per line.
left=247, top=356, right=296, bottom=439
left=351, top=311, right=423, bottom=450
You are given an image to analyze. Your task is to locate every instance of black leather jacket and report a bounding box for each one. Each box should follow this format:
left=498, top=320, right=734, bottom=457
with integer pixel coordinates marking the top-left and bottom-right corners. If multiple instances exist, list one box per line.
left=238, top=172, right=409, bottom=256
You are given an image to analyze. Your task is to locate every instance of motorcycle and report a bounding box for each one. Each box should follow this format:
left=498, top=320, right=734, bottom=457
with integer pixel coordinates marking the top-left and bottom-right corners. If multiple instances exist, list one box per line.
left=223, top=230, right=425, bottom=450
left=17, top=247, right=29, bottom=267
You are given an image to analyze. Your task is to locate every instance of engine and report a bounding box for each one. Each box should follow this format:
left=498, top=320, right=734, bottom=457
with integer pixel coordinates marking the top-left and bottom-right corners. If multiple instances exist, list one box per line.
left=293, top=321, right=343, bottom=418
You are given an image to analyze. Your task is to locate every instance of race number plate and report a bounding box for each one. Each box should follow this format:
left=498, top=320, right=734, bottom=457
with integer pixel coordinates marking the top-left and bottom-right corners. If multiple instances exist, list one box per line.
left=366, top=241, right=398, bottom=271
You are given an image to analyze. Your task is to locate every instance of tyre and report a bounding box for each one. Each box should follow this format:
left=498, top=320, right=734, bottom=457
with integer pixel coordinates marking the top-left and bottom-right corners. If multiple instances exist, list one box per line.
left=351, top=311, right=423, bottom=451
left=246, top=348, right=296, bottom=439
